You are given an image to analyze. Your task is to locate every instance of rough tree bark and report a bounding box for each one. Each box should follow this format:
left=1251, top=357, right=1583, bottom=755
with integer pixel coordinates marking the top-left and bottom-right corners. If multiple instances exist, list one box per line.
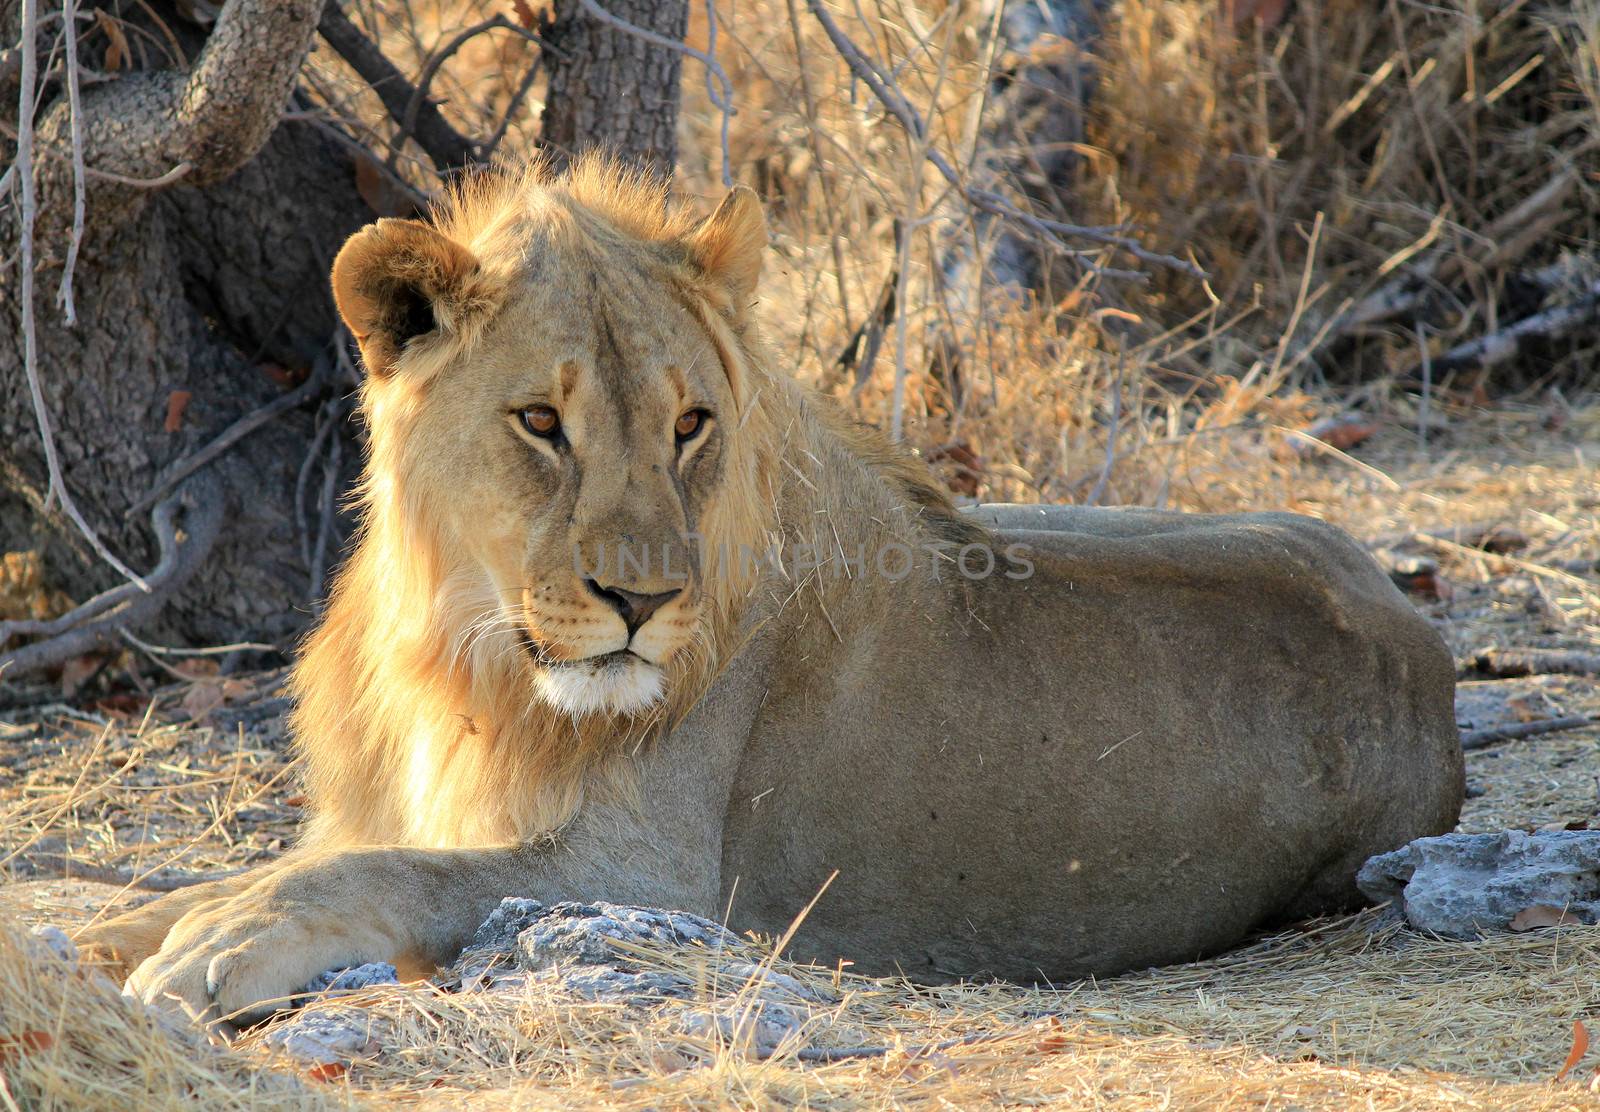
left=539, top=0, right=689, bottom=175
left=0, top=0, right=693, bottom=676
left=0, top=0, right=374, bottom=657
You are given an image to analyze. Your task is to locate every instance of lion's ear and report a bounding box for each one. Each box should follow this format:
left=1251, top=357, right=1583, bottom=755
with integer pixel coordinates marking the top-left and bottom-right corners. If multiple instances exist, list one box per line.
left=331, top=219, right=483, bottom=377
left=684, top=186, right=766, bottom=323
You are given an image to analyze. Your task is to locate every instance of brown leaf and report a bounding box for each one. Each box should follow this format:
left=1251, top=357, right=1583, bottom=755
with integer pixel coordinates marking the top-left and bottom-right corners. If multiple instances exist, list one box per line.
left=1557, top=1019, right=1590, bottom=1082
left=59, top=653, right=102, bottom=696
left=1308, top=417, right=1379, bottom=453
left=511, top=0, right=540, bottom=29
left=260, top=363, right=305, bottom=389
left=283, top=794, right=308, bottom=808
left=926, top=441, right=983, bottom=498
left=0, top=1030, right=54, bottom=1064
left=164, top=390, right=192, bottom=433
left=1510, top=904, right=1582, bottom=931
left=171, top=658, right=221, bottom=680
left=96, top=11, right=130, bottom=72
left=181, top=681, right=226, bottom=721
left=305, top=1061, right=348, bottom=1083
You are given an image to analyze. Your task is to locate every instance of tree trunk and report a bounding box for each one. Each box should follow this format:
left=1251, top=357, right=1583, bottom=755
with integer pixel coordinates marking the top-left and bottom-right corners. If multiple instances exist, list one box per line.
left=539, top=0, right=689, bottom=175
left=0, top=0, right=369, bottom=659
left=1, top=0, right=694, bottom=678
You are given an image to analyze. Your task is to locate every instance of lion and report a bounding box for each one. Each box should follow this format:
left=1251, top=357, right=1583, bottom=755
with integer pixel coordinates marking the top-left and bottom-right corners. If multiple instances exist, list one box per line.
left=78, top=157, right=1463, bottom=1025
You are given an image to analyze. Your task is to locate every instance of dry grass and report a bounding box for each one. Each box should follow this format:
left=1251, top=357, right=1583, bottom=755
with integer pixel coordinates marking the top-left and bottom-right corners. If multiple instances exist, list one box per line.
left=4, top=410, right=1599, bottom=1109
left=4, top=0, right=1600, bottom=1107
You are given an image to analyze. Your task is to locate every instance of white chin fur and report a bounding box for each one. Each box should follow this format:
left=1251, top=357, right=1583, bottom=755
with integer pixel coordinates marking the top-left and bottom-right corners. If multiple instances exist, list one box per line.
left=534, top=656, right=665, bottom=716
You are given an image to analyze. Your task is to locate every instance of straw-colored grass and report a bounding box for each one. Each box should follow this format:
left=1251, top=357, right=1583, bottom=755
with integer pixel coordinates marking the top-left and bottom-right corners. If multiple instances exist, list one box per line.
left=4, top=408, right=1598, bottom=1108
left=4, top=0, right=1600, bottom=1106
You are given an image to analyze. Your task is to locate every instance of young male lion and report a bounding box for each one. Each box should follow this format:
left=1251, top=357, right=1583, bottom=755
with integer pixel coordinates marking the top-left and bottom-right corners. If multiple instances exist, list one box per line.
left=81, top=158, right=1462, bottom=1024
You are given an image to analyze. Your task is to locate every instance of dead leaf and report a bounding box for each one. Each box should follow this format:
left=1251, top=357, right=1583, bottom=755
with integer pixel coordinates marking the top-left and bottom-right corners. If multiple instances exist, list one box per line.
left=0, top=1030, right=54, bottom=1064
left=96, top=11, right=130, bottom=71
left=164, top=390, right=192, bottom=433
left=171, top=658, right=221, bottom=680
left=511, top=0, right=540, bottom=29
left=260, top=363, right=305, bottom=389
left=59, top=653, right=102, bottom=696
left=283, top=794, right=308, bottom=808
left=1306, top=417, right=1379, bottom=453
left=305, top=1061, right=348, bottom=1083
left=1036, top=1015, right=1069, bottom=1051
left=181, top=681, right=226, bottom=721
left=1228, top=0, right=1289, bottom=29
left=1557, top=1019, right=1590, bottom=1081
left=1510, top=904, right=1583, bottom=931
left=926, top=441, right=983, bottom=498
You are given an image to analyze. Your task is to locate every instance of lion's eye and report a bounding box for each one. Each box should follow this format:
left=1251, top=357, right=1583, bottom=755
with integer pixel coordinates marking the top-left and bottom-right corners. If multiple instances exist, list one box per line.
left=675, top=409, right=709, bottom=443
left=520, top=405, right=561, bottom=439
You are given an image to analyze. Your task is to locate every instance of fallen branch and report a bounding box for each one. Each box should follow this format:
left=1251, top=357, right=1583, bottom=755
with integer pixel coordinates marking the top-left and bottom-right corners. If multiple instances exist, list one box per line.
left=1461, top=716, right=1599, bottom=752
left=11, top=853, right=246, bottom=892
left=1468, top=647, right=1600, bottom=679
left=1340, top=169, right=1578, bottom=337
left=0, top=476, right=226, bottom=680
left=1431, top=282, right=1600, bottom=374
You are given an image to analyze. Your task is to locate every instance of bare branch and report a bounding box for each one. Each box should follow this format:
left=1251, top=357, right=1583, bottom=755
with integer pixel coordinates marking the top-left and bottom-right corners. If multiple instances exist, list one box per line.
left=316, top=1, right=479, bottom=172
left=0, top=477, right=226, bottom=680
left=804, top=1, right=1203, bottom=280
left=16, top=0, right=148, bottom=590
left=1431, top=282, right=1600, bottom=374
left=54, top=0, right=86, bottom=325
left=83, top=160, right=192, bottom=188
left=402, top=13, right=546, bottom=157
left=1461, top=716, right=1598, bottom=751
left=127, top=355, right=331, bottom=519
left=481, top=56, right=543, bottom=162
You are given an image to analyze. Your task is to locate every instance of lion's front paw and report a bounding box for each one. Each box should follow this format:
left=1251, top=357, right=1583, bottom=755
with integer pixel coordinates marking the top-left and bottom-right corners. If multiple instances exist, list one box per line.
left=124, top=873, right=395, bottom=1028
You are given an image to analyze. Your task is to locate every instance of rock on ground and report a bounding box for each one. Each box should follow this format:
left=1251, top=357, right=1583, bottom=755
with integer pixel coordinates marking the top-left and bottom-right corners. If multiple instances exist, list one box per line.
left=263, top=898, right=833, bottom=1065
left=1358, top=830, right=1600, bottom=938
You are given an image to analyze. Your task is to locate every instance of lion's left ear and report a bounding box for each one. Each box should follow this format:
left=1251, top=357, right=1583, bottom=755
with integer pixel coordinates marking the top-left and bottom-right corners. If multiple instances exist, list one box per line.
left=684, top=186, right=766, bottom=325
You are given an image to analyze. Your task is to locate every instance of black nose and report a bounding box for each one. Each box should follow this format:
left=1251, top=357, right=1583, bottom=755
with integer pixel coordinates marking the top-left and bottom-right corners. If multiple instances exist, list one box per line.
left=585, top=581, right=681, bottom=636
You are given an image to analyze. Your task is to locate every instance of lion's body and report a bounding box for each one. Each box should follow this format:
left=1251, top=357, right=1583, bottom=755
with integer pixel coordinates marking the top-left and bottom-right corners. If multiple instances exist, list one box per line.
left=83, top=160, right=1462, bottom=1014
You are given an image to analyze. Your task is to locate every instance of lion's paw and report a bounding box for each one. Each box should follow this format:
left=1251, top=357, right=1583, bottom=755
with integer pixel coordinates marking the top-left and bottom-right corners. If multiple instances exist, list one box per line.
left=124, top=882, right=394, bottom=1029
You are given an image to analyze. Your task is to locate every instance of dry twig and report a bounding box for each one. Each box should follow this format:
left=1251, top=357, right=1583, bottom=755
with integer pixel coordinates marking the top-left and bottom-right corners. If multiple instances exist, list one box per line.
left=0, top=476, right=226, bottom=679
left=1461, top=716, right=1599, bottom=752
left=1468, top=647, right=1600, bottom=679
left=14, top=0, right=148, bottom=591
left=804, top=0, right=1202, bottom=280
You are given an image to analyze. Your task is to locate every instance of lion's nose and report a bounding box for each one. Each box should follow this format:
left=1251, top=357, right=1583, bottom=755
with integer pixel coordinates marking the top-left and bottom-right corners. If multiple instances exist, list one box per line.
left=585, top=581, right=681, bottom=636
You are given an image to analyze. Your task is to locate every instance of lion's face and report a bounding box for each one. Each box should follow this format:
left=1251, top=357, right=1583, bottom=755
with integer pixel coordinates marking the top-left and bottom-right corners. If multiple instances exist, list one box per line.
left=331, top=176, right=767, bottom=718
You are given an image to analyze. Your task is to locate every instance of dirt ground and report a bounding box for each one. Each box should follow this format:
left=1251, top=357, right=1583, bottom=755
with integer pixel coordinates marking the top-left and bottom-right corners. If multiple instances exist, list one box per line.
left=1, top=407, right=1598, bottom=1110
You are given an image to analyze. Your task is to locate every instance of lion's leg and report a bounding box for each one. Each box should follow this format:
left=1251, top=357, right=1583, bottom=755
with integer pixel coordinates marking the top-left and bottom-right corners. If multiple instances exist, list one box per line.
left=74, top=864, right=283, bottom=980
left=122, top=798, right=724, bottom=1025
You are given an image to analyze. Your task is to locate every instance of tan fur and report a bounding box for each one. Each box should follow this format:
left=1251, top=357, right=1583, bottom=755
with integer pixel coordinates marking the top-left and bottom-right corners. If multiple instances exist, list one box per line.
left=87, top=160, right=1461, bottom=1022
left=302, top=155, right=966, bottom=848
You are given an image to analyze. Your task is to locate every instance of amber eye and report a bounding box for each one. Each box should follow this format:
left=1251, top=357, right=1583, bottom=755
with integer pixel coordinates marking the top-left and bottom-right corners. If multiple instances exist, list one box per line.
left=520, top=405, right=561, bottom=439
left=675, top=409, right=709, bottom=443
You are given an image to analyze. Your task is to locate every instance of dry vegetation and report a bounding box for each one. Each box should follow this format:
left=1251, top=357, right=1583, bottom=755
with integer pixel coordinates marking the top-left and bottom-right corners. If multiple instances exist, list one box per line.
left=3, top=0, right=1600, bottom=1107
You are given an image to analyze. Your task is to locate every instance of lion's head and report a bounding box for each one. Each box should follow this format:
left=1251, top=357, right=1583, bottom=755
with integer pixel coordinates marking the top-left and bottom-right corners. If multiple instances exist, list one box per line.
left=327, top=158, right=774, bottom=722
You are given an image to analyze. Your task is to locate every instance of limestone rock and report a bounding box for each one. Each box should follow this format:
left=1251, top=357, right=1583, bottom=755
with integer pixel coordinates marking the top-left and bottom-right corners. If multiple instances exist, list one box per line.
left=1357, top=831, right=1600, bottom=938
